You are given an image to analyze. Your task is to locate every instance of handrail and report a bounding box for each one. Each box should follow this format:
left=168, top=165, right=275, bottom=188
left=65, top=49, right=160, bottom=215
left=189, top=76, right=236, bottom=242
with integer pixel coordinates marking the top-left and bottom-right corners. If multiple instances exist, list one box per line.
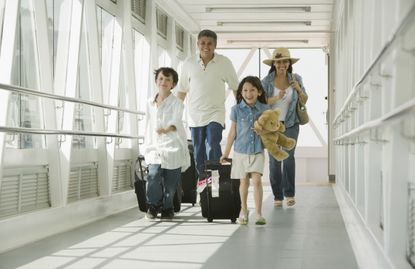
left=0, top=126, right=144, bottom=140
left=0, top=83, right=145, bottom=116
left=332, top=4, right=415, bottom=126
left=333, top=98, right=415, bottom=141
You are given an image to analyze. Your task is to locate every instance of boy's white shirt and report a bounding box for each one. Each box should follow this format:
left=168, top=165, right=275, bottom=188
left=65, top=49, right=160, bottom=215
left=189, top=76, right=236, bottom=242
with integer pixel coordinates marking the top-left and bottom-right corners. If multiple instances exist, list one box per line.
left=143, top=93, right=190, bottom=172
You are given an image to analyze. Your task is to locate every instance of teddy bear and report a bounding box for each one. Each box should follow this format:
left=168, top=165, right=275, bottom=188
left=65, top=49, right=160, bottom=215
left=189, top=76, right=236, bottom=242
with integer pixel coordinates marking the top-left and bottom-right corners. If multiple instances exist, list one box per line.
left=254, top=109, right=296, bottom=161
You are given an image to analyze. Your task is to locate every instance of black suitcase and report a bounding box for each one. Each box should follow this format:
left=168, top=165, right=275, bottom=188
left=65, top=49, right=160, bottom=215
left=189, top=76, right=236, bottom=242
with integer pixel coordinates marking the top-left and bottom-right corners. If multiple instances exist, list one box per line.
left=199, top=160, right=241, bottom=223
left=134, top=155, right=182, bottom=213
left=180, top=140, right=198, bottom=205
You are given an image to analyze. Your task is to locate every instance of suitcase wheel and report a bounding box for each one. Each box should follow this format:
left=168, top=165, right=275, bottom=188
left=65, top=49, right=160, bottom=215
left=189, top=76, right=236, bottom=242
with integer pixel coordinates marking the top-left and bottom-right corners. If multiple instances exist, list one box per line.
left=231, top=218, right=236, bottom=224
left=208, top=218, right=213, bottom=222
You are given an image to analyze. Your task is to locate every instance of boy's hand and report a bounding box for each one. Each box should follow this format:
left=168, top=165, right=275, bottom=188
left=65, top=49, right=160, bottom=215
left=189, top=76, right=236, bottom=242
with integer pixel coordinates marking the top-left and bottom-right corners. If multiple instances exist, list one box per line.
left=156, top=128, right=167, bottom=134
left=156, top=125, right=176, bottom=135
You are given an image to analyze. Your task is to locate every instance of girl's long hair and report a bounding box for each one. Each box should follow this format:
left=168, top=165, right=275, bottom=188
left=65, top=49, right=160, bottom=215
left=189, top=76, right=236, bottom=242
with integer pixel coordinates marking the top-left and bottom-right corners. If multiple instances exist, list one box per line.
left=236, top=76, right=267, bottom=104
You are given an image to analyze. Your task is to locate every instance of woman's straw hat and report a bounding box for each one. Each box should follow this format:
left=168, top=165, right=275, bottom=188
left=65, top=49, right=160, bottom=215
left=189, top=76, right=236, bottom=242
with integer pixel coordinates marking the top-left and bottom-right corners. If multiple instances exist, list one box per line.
left=263, top=48, right=299, bottom=66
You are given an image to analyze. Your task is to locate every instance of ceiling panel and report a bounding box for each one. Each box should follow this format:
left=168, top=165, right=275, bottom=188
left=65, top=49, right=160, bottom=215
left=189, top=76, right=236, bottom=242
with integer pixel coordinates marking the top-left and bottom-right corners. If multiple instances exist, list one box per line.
left=174, top=0, right=334, bottom=48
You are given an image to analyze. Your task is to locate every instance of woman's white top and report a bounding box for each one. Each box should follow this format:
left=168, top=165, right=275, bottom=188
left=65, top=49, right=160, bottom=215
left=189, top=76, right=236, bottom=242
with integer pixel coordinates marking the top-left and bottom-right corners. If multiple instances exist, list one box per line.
left=143, top=93, right=190, bottom=172
left=270, top=86, right=293, bottom=121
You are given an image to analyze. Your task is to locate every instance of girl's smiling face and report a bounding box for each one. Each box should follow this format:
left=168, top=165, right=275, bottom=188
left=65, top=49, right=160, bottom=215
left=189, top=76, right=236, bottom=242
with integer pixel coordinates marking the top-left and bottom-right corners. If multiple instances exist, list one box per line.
left=241, top=82, right=261, bottom=107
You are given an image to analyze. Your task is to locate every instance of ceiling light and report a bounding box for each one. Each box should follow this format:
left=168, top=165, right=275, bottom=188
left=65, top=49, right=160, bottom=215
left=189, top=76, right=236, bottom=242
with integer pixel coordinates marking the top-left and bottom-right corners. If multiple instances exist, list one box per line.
left=206, top=6, right=311, bottom=13
left=227, top=40, right=309, bottom=44
left=217, top=20, right=312, bottom=26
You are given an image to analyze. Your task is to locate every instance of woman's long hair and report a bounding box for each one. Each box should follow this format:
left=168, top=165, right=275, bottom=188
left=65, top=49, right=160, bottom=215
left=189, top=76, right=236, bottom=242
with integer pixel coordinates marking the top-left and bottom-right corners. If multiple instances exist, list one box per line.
left=236, top=76, right=267, bottom=104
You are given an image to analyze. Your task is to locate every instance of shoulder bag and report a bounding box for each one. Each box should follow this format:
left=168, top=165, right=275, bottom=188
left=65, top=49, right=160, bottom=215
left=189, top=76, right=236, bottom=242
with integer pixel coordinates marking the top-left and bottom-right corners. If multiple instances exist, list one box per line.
left=292, top=74, right=309, bottom=125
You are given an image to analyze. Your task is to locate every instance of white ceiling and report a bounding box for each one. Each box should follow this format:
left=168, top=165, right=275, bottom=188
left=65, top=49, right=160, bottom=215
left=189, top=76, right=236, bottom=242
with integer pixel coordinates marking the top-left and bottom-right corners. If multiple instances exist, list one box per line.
left=172, top=0, right=334, bottom=49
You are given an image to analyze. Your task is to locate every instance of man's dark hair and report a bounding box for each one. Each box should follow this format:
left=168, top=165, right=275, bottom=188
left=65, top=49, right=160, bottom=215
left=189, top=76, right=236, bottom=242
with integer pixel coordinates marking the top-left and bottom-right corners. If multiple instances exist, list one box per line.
left=198, top=29, right=217, bottom=44
left=154, top=67, right=179, bottom=87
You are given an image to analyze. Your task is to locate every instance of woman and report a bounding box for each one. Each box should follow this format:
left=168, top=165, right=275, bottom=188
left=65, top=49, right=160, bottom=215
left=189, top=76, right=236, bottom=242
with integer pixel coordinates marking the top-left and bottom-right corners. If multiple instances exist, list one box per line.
left=261, top=48, right=308, bottom=207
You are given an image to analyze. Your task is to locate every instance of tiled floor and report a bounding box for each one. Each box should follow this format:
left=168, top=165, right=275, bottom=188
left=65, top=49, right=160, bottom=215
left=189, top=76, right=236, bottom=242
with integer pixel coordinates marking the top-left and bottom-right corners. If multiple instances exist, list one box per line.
left=0, top=184, right=358, bottom=269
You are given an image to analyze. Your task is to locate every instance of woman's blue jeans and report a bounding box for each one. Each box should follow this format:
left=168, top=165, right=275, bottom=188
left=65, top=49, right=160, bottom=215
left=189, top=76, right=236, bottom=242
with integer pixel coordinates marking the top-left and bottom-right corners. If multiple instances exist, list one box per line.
left=146, top=164, right=181, bottom=210
left=190, top=122, right=223, bottom=177
left=268, top=124, right=300, bottom=201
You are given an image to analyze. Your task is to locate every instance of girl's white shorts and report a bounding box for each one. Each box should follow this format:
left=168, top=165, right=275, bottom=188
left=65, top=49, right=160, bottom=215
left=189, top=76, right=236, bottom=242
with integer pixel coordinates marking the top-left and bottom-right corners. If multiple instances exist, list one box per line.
left=230, top=151, right=265, bottom=179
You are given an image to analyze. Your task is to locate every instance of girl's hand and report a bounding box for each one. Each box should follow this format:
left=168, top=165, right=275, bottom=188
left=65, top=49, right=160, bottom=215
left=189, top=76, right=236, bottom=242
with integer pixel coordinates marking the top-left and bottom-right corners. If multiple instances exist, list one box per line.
left=219, top=155, right=228, bottom=163
left=252, top=127, right=263, bottom=135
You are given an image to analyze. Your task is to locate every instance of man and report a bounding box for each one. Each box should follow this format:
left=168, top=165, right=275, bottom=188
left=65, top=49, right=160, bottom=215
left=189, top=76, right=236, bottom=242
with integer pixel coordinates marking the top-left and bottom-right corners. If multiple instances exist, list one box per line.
left=176, top=29, right=238, bottom=177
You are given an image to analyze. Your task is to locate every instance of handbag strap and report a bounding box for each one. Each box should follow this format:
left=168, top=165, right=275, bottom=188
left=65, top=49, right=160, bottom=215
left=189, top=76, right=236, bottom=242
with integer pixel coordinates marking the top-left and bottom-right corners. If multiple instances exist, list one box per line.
left=292, top=73, right=306, bottom=106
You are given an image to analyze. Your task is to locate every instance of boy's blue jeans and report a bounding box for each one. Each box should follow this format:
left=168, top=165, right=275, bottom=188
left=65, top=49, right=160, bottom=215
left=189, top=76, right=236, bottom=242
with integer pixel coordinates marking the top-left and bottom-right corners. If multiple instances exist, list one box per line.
left=268, top=124, right=300, bottom=201
left=146, top=164, right=181, bottom=210
left=190, top=122, right=223, bottom=177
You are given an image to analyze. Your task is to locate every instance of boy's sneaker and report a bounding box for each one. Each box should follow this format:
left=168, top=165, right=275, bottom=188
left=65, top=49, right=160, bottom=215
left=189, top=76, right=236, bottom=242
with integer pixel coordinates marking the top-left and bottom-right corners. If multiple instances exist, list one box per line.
left=160, top=208, right=174, bottom=219
left=286, top=197, right=296, bottom=207
left=145, top=207, right=158, bottom=220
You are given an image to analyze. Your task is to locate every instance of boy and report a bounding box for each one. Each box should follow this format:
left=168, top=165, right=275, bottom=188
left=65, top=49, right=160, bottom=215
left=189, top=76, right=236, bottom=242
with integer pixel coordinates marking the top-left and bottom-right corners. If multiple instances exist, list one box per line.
left=143, top=67, right=190, bottom=219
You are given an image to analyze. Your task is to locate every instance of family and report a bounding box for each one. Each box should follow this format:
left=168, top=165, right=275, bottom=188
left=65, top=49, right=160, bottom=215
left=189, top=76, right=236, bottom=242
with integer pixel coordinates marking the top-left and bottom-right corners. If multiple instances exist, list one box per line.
left=141, top=29, right=308, bottom=225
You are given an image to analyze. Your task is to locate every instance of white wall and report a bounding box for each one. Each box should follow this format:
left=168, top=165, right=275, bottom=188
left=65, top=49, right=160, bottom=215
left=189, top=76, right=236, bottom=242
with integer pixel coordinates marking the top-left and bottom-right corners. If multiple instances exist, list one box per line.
left=330, top=0, right=415, bottom=268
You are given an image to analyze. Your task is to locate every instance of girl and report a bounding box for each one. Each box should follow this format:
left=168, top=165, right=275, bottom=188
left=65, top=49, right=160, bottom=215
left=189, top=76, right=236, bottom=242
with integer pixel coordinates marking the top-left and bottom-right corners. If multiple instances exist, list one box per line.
left=220, top=76, right=269, bottom=225
left=261, top=48, right=308, bottom=207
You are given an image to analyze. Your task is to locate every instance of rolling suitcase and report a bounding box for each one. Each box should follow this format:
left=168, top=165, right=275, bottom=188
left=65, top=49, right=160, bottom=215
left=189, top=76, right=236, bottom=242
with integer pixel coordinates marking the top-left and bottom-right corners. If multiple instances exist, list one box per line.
left=180, top=140, right=198, bottom=205
left=134, top=155, right=182, bottom=213
left=199, top=160, right=241, bottom=223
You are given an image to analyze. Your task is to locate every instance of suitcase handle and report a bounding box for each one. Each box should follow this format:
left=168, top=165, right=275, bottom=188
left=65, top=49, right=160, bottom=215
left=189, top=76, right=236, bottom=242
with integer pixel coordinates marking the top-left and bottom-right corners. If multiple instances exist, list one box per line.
left=204, top=158, right=232, bottom=170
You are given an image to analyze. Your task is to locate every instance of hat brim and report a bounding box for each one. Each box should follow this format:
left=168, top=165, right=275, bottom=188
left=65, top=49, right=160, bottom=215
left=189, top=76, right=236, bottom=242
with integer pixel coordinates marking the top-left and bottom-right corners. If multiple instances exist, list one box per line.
left=263, top=57, right=299, bottom=66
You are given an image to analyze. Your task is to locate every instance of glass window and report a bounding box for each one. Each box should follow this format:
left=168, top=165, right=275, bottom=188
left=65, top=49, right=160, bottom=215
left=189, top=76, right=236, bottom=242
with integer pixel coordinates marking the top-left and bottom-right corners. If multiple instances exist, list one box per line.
left=158, top=45, right=171, bottom=67
left=6, top=0, right=44, bottom=149
left=0, top=0, right=5, bottom=44
left=72, top=12, right=94, bottom=149
left=97, top=7, right=116, bottom=106
left=46, top=0, right=64, bottom=79
left=133, top=30, right=150, bottom=145
left=116, top=56, right=132, bottom=148
left=289, top=48, right=328, bottom=146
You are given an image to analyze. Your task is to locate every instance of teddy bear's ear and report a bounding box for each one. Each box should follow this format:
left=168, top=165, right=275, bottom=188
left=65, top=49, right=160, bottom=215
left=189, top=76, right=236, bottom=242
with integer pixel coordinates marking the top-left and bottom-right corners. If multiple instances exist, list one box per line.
left=273, top=109, right=281, bottom=118
left=258, top=116, right=266, bottom=126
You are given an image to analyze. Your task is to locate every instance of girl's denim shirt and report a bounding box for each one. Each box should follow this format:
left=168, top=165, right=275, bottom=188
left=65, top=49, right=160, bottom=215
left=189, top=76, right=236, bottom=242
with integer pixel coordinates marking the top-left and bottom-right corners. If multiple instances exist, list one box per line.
left=261, top=71, right=307, bottom=128
left=230, top=100, right=270, bottom=154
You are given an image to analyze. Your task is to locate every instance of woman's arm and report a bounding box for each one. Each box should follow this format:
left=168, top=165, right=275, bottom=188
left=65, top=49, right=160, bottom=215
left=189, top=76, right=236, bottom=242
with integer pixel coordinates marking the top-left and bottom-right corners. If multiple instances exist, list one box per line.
left=220, top=121, right=236, bottom=163
left=292, top=74, right=308, bottom=104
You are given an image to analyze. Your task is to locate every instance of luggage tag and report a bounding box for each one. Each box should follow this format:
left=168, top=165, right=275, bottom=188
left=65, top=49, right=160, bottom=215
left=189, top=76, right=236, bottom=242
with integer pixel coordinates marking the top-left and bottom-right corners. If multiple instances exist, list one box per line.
left=135, top=155, right=148, bottom=181
left=197, top=175, right=211, bottom=193
left=211, top=170, right=220, bottom=197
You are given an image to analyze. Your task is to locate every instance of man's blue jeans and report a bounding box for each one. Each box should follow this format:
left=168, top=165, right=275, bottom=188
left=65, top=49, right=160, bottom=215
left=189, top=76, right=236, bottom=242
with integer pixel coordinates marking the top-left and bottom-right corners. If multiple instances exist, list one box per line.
left=146, top=164, right=181, bottom=210
left=190, top=122, right=223, bottom=177
left=268, top=124, right=299, bottom=200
